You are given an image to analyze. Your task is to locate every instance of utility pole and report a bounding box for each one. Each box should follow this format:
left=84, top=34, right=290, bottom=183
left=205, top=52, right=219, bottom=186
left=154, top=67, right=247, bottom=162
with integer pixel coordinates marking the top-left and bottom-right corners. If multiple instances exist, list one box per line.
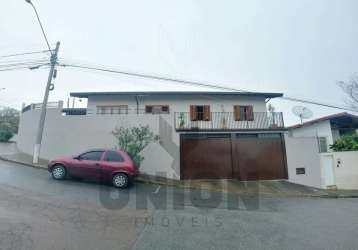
left=25, top=0, right=60, bottom=163
left=33, top=41, right=60, bottom=163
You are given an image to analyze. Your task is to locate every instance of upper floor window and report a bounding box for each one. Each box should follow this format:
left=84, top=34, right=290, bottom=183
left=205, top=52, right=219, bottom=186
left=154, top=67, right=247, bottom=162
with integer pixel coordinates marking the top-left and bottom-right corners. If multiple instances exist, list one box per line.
left=234, top=105, right=254, bottom=121
left=190, top=105, right=211, bottom=121
left=96, top=105, right=128, bottom=115
left=145, top=105, right=169, bottom=114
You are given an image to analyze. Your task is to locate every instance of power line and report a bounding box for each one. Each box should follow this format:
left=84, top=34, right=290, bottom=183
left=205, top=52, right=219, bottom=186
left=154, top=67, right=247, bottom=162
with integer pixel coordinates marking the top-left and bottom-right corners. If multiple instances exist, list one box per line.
left=59, top=63, right=247, bottom=92
left=0, top=57, right=49, bottom=64
left=0, top=60, right=49, bottom=68
left=281, top=96, right=358, bottom=112
left=0, top=50, right=49, bottom=59
left=0, top=64, right=49, bottom=72
left=0, top=59, right=48, bottom=65
left=58, top=62, right=358, bottom=113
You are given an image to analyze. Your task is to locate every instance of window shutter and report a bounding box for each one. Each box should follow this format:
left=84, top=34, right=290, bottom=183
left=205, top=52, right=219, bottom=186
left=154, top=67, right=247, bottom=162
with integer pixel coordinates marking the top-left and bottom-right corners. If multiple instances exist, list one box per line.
left=234, top=105, right=241, bottom=121
left=246, top=106, right=254, bottom=121
left=203, top=105, right=211, bottom=121
left=190, top=105, right=197, bottom=121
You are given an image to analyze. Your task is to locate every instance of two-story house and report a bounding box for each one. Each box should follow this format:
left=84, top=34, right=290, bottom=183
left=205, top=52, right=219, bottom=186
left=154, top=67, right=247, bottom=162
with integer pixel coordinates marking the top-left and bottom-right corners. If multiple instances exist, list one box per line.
left=18, top=91, right=287, bottom=180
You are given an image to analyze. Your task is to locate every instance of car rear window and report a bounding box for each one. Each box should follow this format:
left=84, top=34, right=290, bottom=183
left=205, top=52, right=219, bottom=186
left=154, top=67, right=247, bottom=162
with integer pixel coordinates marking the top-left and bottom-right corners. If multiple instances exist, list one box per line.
left=104, top=150, right=124, bottom=162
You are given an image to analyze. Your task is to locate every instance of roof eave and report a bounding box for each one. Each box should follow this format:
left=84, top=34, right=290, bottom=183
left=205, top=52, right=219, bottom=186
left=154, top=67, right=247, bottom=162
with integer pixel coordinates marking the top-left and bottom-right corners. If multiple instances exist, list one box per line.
left=287, top=112, right=358, bottom=129
left=70, top=91, right=283, bottom=99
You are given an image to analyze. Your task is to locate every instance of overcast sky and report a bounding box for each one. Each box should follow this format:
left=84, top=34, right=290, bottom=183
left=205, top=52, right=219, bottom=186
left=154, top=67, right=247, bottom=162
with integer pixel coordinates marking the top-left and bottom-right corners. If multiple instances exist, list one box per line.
left=0, top=0, right=357, bottom=125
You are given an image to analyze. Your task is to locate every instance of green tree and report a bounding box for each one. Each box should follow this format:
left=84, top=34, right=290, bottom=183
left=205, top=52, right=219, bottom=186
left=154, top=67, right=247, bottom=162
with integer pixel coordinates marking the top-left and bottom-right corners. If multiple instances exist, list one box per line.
left=0, top=107, right=19, bottom=142
left=112, top=125, right=158, bottom=166
left=330, top=134, right=358, bottom=152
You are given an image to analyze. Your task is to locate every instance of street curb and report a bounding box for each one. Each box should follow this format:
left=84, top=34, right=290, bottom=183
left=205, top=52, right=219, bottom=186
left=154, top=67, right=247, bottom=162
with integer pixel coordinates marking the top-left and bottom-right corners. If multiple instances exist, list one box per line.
left=1, top=156, right=357, bottom=199
left=136, top=174, right=182, bottom=186
left=135, top=174, right=358, bottom=199
left=0, top=156, right=47, bottom=171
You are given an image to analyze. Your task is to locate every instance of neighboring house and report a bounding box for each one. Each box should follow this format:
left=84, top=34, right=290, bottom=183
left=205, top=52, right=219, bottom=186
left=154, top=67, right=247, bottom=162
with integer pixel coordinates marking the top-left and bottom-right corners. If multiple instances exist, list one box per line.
left=18, top=91, right=287, bottom=180
left=288, top=112, right=358, bottom=153
left=285, top=112, right=358, bottom=190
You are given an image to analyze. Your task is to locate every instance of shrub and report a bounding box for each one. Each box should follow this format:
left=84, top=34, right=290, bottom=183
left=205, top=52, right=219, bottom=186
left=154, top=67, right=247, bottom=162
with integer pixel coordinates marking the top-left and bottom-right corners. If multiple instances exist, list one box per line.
left=0, top=123, right=14, bottom=142
left=0, top=107, right=19, bottom=142
left=330, top=134, right=358, bottom=152
left=112, top=125, right=158, bottom=166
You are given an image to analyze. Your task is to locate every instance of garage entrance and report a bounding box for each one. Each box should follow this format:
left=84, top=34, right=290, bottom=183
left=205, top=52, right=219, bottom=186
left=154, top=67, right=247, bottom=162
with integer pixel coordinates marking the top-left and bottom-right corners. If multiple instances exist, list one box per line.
left=180, top=133, right=287, bottom=180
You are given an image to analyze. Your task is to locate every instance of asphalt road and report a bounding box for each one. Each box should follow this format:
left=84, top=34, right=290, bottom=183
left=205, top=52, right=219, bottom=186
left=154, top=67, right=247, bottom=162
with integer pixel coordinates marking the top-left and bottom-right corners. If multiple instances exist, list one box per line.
left=0, top=160, right=358, bottom=250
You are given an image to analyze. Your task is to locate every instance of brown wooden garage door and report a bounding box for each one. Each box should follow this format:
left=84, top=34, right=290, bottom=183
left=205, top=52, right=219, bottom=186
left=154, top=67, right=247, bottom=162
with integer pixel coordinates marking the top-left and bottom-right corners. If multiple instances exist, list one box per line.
left=180, top=134, right=233, bottom=179
left=232, top=134, right=287, bottom=181
left=180, top=133, right=287, bottom=180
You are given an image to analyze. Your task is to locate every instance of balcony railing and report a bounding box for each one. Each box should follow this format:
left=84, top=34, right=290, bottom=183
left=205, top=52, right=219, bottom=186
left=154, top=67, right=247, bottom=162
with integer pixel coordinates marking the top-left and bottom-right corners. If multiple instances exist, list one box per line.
left=174, top=112, right=284, bottom=131
left=22, top=101, right=62, bottom=113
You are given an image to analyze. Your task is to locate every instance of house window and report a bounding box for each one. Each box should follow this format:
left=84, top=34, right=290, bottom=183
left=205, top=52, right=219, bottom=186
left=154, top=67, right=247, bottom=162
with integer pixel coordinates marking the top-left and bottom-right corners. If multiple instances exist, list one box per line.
left=96, top=106, right=106, bottom=115
left=318, top=137, right=328, bottom=153
left=234, top=105, right=254, bottom=121
left=145, top=105, right=169, bottom=114
left=96, top=105, right=128, bottom=115
left=190, top=105, right=211, bottom=121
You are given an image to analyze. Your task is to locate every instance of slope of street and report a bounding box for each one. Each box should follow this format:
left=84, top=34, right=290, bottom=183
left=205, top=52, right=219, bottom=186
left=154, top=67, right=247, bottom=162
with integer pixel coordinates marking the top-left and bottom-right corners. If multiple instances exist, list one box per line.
left=0, top=159, right=357, bottom=250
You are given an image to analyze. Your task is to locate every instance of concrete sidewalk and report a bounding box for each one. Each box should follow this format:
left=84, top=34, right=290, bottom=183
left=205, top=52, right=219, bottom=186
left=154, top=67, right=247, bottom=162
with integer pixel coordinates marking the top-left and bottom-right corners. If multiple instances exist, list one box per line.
left=1, top=143, right=357, bottom=198
left=139, top=174, right=358, bottom=198
left=0, top=143, right=48, bottom=169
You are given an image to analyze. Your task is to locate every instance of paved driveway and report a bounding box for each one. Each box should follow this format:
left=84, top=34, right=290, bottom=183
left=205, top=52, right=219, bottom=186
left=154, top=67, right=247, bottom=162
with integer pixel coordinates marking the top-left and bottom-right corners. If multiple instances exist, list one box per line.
left=0, top=159, right=358, bottom=250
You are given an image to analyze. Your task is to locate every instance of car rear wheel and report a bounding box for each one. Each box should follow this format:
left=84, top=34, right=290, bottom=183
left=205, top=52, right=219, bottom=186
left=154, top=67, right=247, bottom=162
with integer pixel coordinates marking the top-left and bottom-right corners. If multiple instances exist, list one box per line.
left=51, top=165, right=66, bottom=180
left=112, top=173, right=129, bottom=188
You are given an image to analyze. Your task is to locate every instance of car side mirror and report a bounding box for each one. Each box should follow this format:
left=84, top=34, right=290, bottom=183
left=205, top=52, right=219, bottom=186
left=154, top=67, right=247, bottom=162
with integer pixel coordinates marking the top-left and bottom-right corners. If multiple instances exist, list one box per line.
left=74, top=156, right=81, bottom=160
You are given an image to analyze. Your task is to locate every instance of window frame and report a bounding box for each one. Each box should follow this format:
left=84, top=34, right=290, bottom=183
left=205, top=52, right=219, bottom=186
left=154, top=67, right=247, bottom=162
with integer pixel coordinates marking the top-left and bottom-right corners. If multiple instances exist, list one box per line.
left=96, top=105, right=128, bottom=115
left=196, top=105, right=204, bottom=121
left=190, top=105, right=211, bottom=121
left=318, top=137, right=328, bottom=153
left=234, top=105, right=254, bottom=121
left=79, top=151, right=104, bottom=161
left=145, top=105, right=170, bottom=114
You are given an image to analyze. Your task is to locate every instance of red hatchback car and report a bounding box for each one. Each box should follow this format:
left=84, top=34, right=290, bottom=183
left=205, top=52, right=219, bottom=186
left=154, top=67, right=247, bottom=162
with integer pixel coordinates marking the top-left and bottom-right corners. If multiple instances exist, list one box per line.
left=48, top=149, right=139, bottom=188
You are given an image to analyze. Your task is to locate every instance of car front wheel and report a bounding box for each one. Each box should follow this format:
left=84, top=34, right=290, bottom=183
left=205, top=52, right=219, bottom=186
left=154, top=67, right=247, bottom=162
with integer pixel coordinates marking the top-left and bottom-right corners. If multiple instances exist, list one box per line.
left=112, top=173, right=129, bottom=188
left=51, top=165, right=66, bottom=180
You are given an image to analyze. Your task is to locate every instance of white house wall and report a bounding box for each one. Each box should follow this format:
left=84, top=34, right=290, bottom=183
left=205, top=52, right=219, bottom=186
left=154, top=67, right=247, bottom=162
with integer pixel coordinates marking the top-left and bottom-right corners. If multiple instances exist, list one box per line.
left=284, top=134, right=322, bottom=188
left=285, top=128, right=358, bottom=190
left=87, top=95, right=268, bottom=115
left=290, top=120, right=334, bottom=149
left=18, top=95, right=269, bottom=180
left=17, top=107, right=181, bottom=179
left=320, top=151, right=358, bottom=190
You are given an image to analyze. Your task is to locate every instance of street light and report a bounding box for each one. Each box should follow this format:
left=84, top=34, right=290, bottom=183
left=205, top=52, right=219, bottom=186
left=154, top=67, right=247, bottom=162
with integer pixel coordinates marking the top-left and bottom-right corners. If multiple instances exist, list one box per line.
left=25, top=0, right=52, bottom=53
left=25, top=0, right=60, bottom=164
